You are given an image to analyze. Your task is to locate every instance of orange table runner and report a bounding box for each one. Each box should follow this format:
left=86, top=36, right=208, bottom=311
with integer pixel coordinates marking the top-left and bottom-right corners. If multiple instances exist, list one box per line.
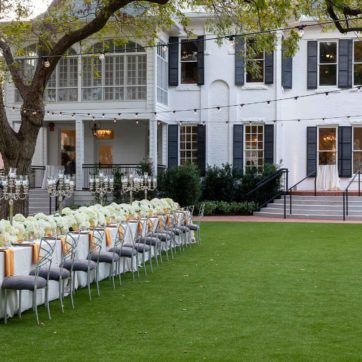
left=105, top=228, right=112, bottom=247
left=31, top=242, right=40, bottom=264
left=1, top=249, right=15, bottom=277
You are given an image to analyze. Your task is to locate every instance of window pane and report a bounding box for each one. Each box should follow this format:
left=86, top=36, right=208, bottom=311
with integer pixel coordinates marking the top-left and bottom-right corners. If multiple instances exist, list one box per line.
left=319, top=128, right=336, bottom=151
left=181, top=62, right=198, bottom=84
left=354, top=128, right=362, bottom=150
left=354, top=41, right=362, bottom=62
left=353, top=152, right=362, bottom=173
left=354, top=64, right=362, bottom=85
left=319, top=64, right=336, bottom=86
left=181, top=40, right=198, bottom=61
left=319, top=152, right=336, bottom=165
left=320, top=42, right=337, bottom=63
left=246, top=60, right=264, bottom=83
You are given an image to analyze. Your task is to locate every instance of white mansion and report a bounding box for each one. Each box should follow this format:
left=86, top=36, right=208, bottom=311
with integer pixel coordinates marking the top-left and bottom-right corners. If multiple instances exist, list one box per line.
left=4, top=13, right=362, bottom=193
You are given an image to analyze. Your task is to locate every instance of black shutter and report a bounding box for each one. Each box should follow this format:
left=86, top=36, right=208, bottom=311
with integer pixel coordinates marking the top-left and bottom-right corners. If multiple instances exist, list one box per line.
left=235, top=36, right=245, bottom=86
left=264, top=125, right=274, bottom=165
left=307, top=127, right=317, bottom=175
left=338, top=126, right=352, bottom=177
left=233, top=125, right=243, bottom=170
left=168, top=37, right=179, bottom=86
left=197, top=36, right=205, bottom=86
left=264, top=52, right=274, bottom=84
left=307, top=41, right=318, bottom=89
left=197, top=124, right=206, bottom=174
left=338, top=39, right=353, bottom=89
left=282, top=45, right=293, bottom=89
left=168, top=125, right=178, bottom=168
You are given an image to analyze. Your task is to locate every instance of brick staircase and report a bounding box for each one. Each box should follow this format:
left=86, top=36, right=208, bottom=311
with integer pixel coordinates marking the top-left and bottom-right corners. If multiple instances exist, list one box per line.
left=255, top=192, right=362, bottom=220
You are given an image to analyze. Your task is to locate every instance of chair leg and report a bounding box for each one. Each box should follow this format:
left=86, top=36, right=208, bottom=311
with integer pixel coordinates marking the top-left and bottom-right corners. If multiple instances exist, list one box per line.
left=87, top=269, right=92, bottom=301
left=69, top=275, right=75, bottom=309
left=149, top=250, right=153, bottom=273
left=95, top=265, right=100, bottom=296
left=136, top=253, right=140, bottom=278
left=169, top=240, right=174, bottom=259
left=130, top=256, right=135, bottom=280
left=111, top=261, right=115, bottom=289
left=33, top=289, right=39, bottom=325
left=45, top=285, right=51, bottom=320
left=164, top=243, right=169, bottom=261
left=118, top=260, right=122, bottom=286
left=18, top=290, right=22, bottom=319
left=59, top=278, right=64, bottom=313
left=4, top=289, right=8, bottom=324
left=154, top=245, right=159, bottom=267
left=142, top=251, right=147, bottom=276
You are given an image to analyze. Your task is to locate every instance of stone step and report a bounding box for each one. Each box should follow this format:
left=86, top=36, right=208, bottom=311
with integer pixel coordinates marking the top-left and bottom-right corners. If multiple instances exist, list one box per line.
left=255, top=211, right=345, bottom=220
left=265, top=204, right=362, bottom=211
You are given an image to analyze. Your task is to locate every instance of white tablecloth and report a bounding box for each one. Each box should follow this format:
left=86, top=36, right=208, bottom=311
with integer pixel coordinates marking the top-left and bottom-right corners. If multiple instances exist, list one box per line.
left=316, top=165, right=341, bottom=191
left=0, top=213, right=193, bottom=319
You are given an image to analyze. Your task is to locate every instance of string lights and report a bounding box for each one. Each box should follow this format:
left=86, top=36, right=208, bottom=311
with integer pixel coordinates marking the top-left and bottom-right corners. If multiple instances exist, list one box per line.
left=9, top=85, right=362, bottom=119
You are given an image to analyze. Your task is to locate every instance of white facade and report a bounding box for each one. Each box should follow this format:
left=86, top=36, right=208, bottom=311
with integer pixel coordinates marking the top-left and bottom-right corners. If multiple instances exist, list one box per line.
left=5, top=15, right=362, bottom=191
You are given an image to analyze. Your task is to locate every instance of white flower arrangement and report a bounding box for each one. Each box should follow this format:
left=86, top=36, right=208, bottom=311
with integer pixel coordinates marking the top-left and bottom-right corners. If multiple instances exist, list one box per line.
left=0, top=198, right=178, bottom=243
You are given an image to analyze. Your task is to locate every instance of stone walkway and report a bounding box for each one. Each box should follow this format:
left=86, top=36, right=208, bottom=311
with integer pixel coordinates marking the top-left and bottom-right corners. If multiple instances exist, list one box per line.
left=194, top=216, right=362, bottom=224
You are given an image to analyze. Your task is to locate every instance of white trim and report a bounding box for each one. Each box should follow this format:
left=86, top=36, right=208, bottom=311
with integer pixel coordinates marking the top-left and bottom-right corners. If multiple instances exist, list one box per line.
left=317, top=125, right=338, bottom=167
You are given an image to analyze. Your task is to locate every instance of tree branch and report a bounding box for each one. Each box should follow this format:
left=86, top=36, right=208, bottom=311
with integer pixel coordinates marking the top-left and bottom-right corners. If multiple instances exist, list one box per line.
left=0, top=39, right=28, bottom=99
left=326, top=0, right=362, bottom=33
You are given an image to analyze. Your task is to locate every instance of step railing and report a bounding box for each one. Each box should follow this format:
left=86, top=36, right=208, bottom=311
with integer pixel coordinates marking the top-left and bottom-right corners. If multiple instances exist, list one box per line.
left=245, top=168, right=289, bottom=217
left=343, top=170, right=361, bottom=221
left=288, top=171, right=317, bottom=216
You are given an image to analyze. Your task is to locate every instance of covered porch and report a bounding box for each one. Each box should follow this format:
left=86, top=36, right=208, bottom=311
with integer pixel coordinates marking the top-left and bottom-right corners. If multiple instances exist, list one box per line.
left=32, top=118, right=167, bottom=189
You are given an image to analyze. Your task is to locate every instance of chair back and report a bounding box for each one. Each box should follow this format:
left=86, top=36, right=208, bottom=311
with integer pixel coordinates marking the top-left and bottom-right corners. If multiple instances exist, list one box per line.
left=127, top=220, right=139, bottom=245
left=33, top=237, right=57, bottom=283
left=198, top=203, right=205, bottom=218
left=62, top=232, right=80, bottom=264
left=89, top=228, right=104, bottom=259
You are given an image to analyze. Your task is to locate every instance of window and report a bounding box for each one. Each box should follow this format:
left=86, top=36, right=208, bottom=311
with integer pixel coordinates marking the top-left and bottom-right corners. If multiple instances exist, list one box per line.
left=244, top=125, right=264, bottom=173
left=45, top=48, right=78, bottom=102
left=246, top=39, right=264, bottom=83
left=353, top=127, right=362, bottom=173
left=180, top=40, right=198, bottom=84
left=319, top=42, right=337, bottom=86
left=318, top=127, right=337, bottom=165
left=157, top=43, right=168, bottom=104
left=180, top=125, right=198, bottom=164
left=82, top=40, right=146, bottom=101
left=354, top=41, right=362, bottom=86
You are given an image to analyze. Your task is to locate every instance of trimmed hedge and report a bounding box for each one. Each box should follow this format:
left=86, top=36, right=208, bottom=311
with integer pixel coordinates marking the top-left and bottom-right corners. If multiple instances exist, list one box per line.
left=197, top=201, right=257, bottom=216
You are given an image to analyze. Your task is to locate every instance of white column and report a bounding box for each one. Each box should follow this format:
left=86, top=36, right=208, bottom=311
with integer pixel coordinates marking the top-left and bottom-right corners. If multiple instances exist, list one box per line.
left=75, top=118, right=85, bottom=190
left=161, top=122, right=168, bottom=166
left=149, top=118, right=158, bottom=176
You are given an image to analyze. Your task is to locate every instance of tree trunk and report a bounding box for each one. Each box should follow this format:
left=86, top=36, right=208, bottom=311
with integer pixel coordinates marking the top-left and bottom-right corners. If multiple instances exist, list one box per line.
left=0, top=99, right=44, bottom=219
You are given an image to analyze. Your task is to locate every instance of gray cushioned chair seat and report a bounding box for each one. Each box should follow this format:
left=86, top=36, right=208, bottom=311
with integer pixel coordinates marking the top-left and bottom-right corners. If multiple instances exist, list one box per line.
left=136, top=236, right=161, bottom=246
left=62, top=259, right=97, bottom=272
left=149, top=232, right=172, bottom=241
left=123, top=243, right=151, bottom=252
left=187, top=224, right=199, bottom=231
left=108, top=246, right=137, bottom=257
left=2, top=275, right=47, bottom=290
left=178, top=226, right=190, bottom=232
left=90, top=251, right=120, bottom=263
left=30, top=267, right=70, bottom=281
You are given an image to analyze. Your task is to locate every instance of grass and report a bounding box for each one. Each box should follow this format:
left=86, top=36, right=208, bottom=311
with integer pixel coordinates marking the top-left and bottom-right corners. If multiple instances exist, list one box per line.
left=2, top=222, right=362, bottom=361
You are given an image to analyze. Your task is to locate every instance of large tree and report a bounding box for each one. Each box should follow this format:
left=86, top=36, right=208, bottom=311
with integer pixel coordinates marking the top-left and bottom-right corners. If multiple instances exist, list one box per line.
left=0, top=0, right=360, bottom=216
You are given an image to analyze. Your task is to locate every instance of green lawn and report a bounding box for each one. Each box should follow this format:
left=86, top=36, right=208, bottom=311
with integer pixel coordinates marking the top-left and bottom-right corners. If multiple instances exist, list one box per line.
left=3, top=222, right=362, bottom=361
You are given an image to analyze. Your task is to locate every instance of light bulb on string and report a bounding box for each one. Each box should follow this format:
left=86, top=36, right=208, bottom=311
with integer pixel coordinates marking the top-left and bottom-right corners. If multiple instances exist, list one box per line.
left=43, top=58, right=50, bottom=68
left=99, top=53, right=105, bottom=61
left=193, top=109, right=197, bottom=114
left=297, top=25, right=305, bottom=38
left=113, top=118, right=117, bottom=123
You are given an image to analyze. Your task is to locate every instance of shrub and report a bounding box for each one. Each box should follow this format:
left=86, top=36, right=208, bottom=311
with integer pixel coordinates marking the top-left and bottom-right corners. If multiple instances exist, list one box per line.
left=197, top=201, right=257, bottom=216
left=202, top=164, right=242, bottom=202
left=157, top=163, right=201, bottom=206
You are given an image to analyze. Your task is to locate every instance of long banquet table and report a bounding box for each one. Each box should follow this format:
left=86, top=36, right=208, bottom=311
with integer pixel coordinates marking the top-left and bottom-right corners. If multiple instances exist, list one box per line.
left=0, top=213, right=190, bottom=319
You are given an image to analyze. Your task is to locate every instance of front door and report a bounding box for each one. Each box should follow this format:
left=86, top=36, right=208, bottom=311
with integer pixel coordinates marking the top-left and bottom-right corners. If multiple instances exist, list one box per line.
left=317, top=126, right=340, bottom=190
left=60, top=130, right=76, bottom=175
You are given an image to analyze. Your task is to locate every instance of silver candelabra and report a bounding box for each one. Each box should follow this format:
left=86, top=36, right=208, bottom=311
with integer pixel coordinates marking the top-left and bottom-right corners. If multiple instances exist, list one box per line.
left=121, top=172, right=157, bottom=202
left=89, top=171, right=114, bottom=206
left=47, top=170, right=75, bottom=213
left=0, top=168, right=29, bottom=225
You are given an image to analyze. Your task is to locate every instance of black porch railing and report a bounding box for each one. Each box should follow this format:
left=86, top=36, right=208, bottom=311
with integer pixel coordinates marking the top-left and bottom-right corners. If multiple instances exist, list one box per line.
left=82, top=163, right=167, bottom=189
left=343, top=170, right=362, bottom=221
left=245, top=168, right=289, bottom=217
